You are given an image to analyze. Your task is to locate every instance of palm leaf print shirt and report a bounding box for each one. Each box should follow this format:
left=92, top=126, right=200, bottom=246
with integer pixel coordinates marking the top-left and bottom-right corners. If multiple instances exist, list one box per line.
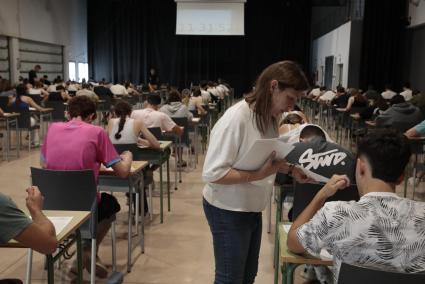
left=297, top=192, right=425, bottom=283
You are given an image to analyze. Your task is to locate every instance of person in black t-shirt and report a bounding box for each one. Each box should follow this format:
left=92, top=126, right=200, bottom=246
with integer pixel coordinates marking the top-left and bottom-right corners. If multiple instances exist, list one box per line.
left=28, top=65, right=41, bottom=85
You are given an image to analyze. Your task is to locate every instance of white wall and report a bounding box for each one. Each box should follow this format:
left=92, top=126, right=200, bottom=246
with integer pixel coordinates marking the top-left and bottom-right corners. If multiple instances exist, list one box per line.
left=311, top=21, right=351, bottom=89
left=0, top=0, right=87, bottom=81
left=409, top=1, right=425, bottom=27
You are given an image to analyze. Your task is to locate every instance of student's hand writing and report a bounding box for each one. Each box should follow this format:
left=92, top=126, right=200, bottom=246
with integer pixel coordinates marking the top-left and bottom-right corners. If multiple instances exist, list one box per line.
left=120, top=150, right=133, bottom=161
left=26, top=186, right=44, bottom=214
left=321, top=174, right=350, bottom=198
left=291, top=166, right=315, bottom=184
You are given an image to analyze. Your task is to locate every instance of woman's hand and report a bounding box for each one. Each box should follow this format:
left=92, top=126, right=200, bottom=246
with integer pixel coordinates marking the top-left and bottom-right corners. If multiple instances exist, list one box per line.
left=291, top=165, right=315, bottom=184
left=256, top=152, right=287, bottom=180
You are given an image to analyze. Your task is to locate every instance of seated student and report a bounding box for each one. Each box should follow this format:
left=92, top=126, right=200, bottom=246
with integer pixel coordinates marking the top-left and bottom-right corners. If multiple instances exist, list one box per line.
left=131, top=94, right=183, bottom=136
left=10, top=84, right=48, bottom=113
left=188, top=87, right=207, bottom=116
left=94, top=81, right=114, bottom=99
left=375, top=100, right=422, bottom=130
left=287, top=129, right=425, bottom=283
left=200, top=81, right=211, bottom=104
left=317, top=89, right=336, bottom=103
left=280, top=122, right=333, bottom=144
left=381, top=84, right=397, bottom=101
left=351, top=96, right=388, bottom=121
left=108, top=100, right=160, bottom=148
left=181, top=89, right=191, bottom=106
left=76, top=83, right=99, bottom=103
left=279, top=112, right=307, bottom=136
left=336, top=88, right=367, bottom=112
left=159, top=90, right=193, bottom=120
left=41, top=96, right=133, bottom=278
left=28, top=81, right=49, bottom=97
left=53, top=85, right=72, bottom=102
left=110, top=82, right=128, bottom=96
left=0, top=187, right=57, bottom=254
left=400, top=82, right=413, bottom=101
left=0, top=187, right=57, bottom=283
left=364, top=85, right=379, bottom=101
left=331, top=86, right=349, bottom=108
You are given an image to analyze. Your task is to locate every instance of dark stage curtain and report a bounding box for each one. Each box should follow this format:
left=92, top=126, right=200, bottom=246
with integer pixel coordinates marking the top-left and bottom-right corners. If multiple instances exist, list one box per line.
left=87, top=0, right=311, bottom=95
left=359, top=0, right=408, bottom=92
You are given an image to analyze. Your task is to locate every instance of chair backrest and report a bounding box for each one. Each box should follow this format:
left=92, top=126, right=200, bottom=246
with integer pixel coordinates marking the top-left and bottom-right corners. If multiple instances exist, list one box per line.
left=48, top=92, right=63, bottom=101
left=45, top=100, right=66, bottom=121
left=172, top=117, right=190, bottom=146
left=30, top=167, right=98, bottom=237
left=292, top=182, right=359, bottom=220
left=9, top=104, right=31, bottom=129
left=28, top=94, right=43, bottom=106
left=338, top=263, right=425, bottom=284
left=113, top=143, right=146, bottom=161
left=0, top=96, right=10, bottom=112
left=147, top=127, right=163, bottom=140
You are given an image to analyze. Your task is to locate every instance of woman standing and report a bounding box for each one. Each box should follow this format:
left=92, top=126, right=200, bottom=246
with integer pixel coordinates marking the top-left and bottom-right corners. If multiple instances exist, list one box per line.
left=202, top=61, right=310, bottom=284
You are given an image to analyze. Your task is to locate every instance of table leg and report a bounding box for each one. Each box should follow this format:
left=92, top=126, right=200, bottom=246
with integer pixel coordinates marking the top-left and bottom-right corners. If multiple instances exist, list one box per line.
left=47, top=254, right=54, bottom=284
left=167, top=157, right=171, bottom=212
left=286, top=264, right=299, bottom=284
left=16, top=119, right=20, bottom=158
left=160, top=164, right=164, bottom=223
left=195, top=124, right=198, bottom=166
left=140, top=173, right=145, bottom=253
left=174, top=148, right=178, bottom=190
left=6, top=118, right=10, bottom=161
left=25, top=249, right=33, bottom=284
left=281, top=263, right=287, bottom=284
left=76, top=229, right=83, bottom=284
left=127, top=185, right=133, bottom=272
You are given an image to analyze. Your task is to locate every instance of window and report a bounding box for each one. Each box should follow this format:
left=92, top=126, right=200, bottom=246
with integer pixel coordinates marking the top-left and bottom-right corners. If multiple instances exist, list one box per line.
left=68, top=62, right=76, bottom=81
left=78, top=63, right=88, bottom=82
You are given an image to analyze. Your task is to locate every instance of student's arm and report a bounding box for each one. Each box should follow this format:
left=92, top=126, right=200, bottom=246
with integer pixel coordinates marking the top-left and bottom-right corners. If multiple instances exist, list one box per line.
left=344, top=96, right=354, bottom=111
left=405, top=127, right=419, bottom=138
left=287, top=174, right=349, bottom=253
left=136, top=120, right=160, bottom=149
left=14, top=187, right=57, bottom=254
left=172, top=125, right=183, bottom=136
left=110, top=151, right=133, bottom=178
left=0, top=107, right=4, bottom=116
left=23, top=96, right=47, bottom=112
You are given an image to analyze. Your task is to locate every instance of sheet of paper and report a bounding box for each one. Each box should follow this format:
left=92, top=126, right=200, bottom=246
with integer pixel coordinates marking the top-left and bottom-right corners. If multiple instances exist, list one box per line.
left=47, top=216, right=73, bottom=236
left=299, top=166, right=330, bottom=183
left=283, top=224, right=291, bottom=234
left=233, top=138, right=294, bottom=171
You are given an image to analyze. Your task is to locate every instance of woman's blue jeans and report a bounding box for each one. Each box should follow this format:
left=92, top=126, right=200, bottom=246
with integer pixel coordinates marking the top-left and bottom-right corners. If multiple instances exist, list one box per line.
left=203, top=198, right=262, bottom=284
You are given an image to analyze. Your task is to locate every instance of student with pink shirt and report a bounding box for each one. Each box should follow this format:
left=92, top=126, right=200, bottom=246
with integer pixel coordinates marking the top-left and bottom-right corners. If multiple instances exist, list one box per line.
left=41, top=96, right=132, bottom=278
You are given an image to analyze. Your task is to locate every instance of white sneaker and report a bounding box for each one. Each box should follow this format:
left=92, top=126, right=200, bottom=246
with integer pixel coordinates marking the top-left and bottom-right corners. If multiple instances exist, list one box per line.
left=300, top=264, right=317, bottom=281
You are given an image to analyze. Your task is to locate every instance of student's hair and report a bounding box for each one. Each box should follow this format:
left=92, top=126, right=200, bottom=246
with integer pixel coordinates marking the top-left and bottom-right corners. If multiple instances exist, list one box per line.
left=245, top=61, right=309, bottom=135
left=68, top=96, right=97, bottom=120
left=15, top=84, right=27, bottom=104
left=413, top=89, right=421, bottom=96
left=357, top=129, right=411, bottom=183
left=147, top=94, right=161, bottom=106
left=390, top=94, right=405, bottom=105
left=34, top=81, right=43, bottom=88
left=56, top=85, right=65, bottom=91
left=168, top=90, right=182, bottom=103
left=403, top=82, right=411, bottom=89
left=35, top=64, right=41, bottom=69
left=349, top=88, right=366, bottom=103
left=336, top=86, right=345, bottom=93
left=0, top=79, right=12, bottom=92
left=200, top=81, right=208, bottom=89
left=299, top=125, right=326, bottom=140
left=319, top=86, right=327, bottom=91
left=113, top=100, right=132, bottom=140
left=82, top=83, right=91, bottom=89
left=282, top=113, right=304, bottom=125
left=192, top=86, right=201, bottom=97
left=374, top=96, right=389, bottom=111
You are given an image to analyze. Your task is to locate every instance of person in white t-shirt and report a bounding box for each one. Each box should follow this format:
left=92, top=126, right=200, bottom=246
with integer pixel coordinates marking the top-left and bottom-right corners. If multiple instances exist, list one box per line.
left=202, top=61, right=312, bottom=284
left=318, top=90, right=336, bottom=102
left=110, top=83, right=128, bottom=96
left=131, top=94, right=182, bottom=136
left=200, top=81, right=211, bottom=104
left=381, top=84, right=397, bottom=100
left=400, top=82, right=413, bottom=101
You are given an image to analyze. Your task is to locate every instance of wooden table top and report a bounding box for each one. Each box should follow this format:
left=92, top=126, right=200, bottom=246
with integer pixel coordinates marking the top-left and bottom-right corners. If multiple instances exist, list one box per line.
left=138, top=140, right=172, bottom=151
left=99, top=160, right=149, bottom=176
left=278, top=222, right=333, bottom=266
left=2, top=210, right=90, bottom=249
left=1, top=112, right=20, bottom=118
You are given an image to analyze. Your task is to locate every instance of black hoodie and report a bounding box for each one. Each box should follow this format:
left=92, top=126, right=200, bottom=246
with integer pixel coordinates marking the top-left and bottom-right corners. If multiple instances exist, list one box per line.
left=375, top=102, right=423, bottom=131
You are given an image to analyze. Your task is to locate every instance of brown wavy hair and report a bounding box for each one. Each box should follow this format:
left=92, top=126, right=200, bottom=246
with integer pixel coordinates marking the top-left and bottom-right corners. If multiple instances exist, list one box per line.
left=245, top=61, right=309, bottom=135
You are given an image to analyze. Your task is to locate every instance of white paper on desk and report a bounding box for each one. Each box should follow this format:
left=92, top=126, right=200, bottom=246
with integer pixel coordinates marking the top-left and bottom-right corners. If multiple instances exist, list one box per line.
left=283, top=224, right=291, bottom=234
left=47, top=216, right=73, bottom=236
left=233, top=138, right=294, bottom=171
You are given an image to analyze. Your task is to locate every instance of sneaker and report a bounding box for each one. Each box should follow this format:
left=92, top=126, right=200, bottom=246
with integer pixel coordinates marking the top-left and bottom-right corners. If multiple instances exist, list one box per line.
left=300, top=264, right=317, bottom=281
left=313, top=265, right=333, bottom=284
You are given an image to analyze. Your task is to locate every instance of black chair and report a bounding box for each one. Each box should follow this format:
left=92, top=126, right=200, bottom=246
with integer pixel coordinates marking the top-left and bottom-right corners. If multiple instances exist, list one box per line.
left=45, top=100, right=66, bottom=121
left=338, top=262, right=425, bottom=284
left=147, top=127, right=163, bottom=140
left=292, top=182, right=359, bottom=220
left=0, top=96, right=11, bottom=112
left=9, top=105, right=40, bottom=151
left=30, top=168, right=99, bottom=284
left=48, top=92, right=63, bottom=101
left=28, top=94, right=43, bottom=106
